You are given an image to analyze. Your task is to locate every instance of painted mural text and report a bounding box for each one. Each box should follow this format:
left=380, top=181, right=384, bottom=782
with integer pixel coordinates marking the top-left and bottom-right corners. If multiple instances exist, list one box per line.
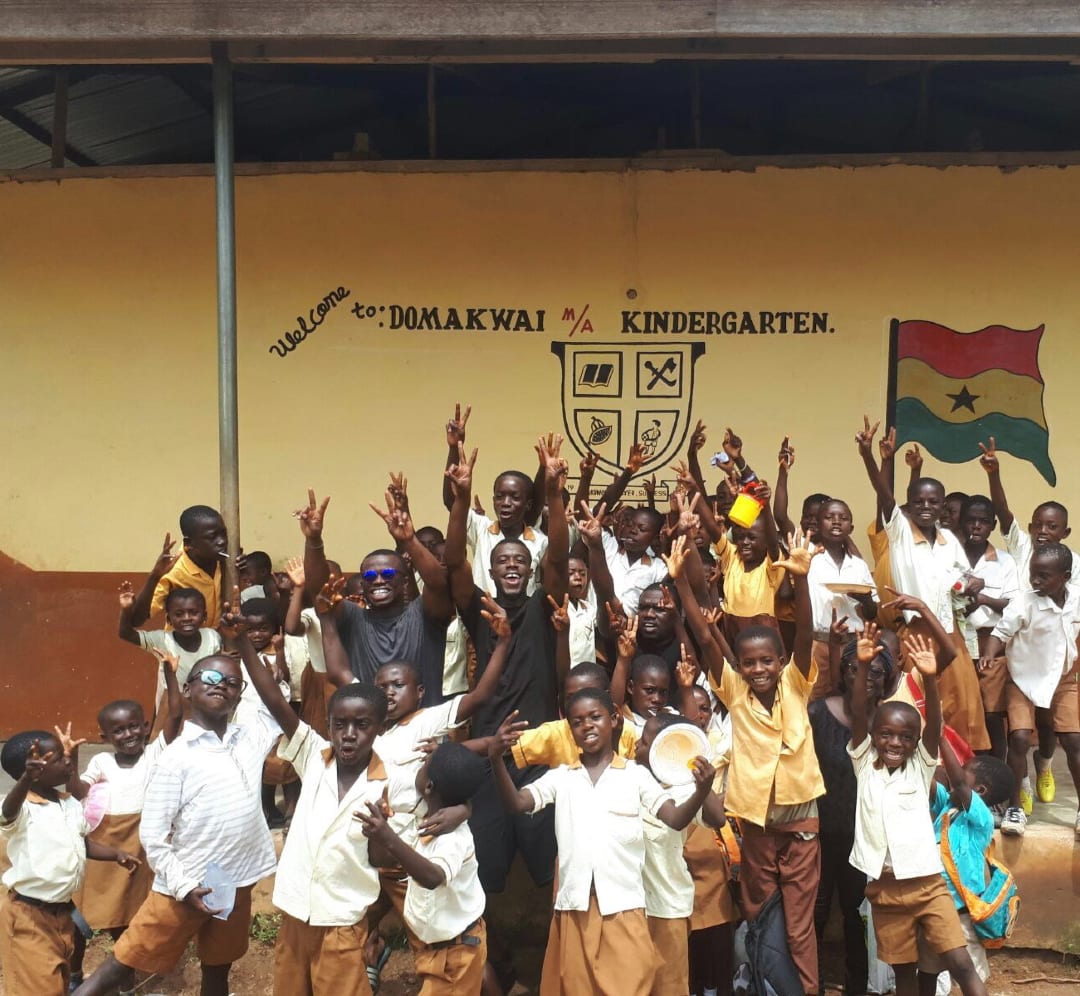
left=621, top=310, right=833, bottom=335
left=351, top=303, right=547, bottom=333
left=268, top=286, right=351, bottom=358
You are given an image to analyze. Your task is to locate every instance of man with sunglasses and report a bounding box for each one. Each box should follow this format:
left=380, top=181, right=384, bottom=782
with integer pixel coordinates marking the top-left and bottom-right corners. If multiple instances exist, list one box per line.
left=299, top=488, right=456, bottom=708
left=74, top=655, right=280, bottom=996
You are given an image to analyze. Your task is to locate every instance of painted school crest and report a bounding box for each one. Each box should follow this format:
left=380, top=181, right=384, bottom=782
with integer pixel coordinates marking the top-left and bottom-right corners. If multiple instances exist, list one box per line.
left=550, top=342, right=706, bottom=476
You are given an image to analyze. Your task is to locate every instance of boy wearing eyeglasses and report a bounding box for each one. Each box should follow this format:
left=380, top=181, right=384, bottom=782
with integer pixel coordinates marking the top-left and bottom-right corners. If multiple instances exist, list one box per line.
left=73, top=654, right=281, bottom=996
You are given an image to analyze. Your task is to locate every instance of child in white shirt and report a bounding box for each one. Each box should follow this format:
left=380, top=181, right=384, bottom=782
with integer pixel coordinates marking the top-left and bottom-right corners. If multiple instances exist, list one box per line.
left=848, top=628, right=988, bottom=996
left=358, top=741, right=489, bottom=994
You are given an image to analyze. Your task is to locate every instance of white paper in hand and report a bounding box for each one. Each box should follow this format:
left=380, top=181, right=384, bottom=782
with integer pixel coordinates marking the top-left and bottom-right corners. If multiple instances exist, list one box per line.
left=202, top=862, right=236, bottom=921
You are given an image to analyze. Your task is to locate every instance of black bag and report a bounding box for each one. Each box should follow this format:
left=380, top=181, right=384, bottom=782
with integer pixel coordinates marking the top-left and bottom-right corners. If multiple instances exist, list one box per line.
left=732, top=889, right=804, bottom=996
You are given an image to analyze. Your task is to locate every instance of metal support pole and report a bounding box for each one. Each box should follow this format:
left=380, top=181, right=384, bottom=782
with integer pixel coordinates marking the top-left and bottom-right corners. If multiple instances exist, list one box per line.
left=427, top=64, right=437, bottom=159
left=212, top=44, right=240, bottom=593
left=50, top=69, right=68, bottom=168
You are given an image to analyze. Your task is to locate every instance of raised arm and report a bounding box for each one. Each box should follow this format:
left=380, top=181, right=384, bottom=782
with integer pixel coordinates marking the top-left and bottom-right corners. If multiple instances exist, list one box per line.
left=773, top=437, right=797, bottom=537
left=550, top=594, right=573, bottom=688
left=220, top=605, right=299, bottom=739
left=686, top=420, right=710, bottom=496
left=595, top=443, right=645, bottom=515
left=53, top=723, right=88, bottom=801
left=282, top=558, right=306, bottom=636
left=850, top=624, right=877, bottom=746
left=904, top=443, right=924, bottom=492
left=881, top=590, right=957, bottom=671
left=444, top=441, right=480, bottom=614
left=904, top=632, right=942, bottom=757
left=316, top=579, right=355, bottom=688
left=573, top=450, right=599, bottom=516
left=578, top=501, right=617, bottom=607
left=756, top=482, right=782, bottom=562
left=655, top=756, right=716, bottom=830
left=609, top=614, right=637, bottom=710
left=148, top=649, right=185, bottom=744
left=539, top=434, right=570, bottom=603
left=298, top=489, right=332, bottom=600
left=117, top=580, right=141, bottom=645
left=774, top=531, right=820, bottom=678
left=978, top=437, right=1015, bottom=534
left=456, top=598, right=514, bottom=721
left=442, top=402, right=471, bottom=512
left=663, top=536, right=728, bottom=685
left=855, top=415, right=896, bottom=520
left=487, top=713, right=536, bottom=814
left=373, top=492, right=454, bottom=623
left=939, top=735, right=972, bottom=811
left=130, top=533, right=180, bottom=626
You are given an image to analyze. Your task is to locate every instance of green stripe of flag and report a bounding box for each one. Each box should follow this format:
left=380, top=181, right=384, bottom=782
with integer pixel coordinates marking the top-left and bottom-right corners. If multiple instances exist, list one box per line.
left=895, top=396, right=1056, bottom=485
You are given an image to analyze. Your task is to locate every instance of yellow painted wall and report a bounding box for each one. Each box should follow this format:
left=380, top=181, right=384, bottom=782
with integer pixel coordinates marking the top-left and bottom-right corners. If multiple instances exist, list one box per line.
left=1, top=164, right=1077, bottom=573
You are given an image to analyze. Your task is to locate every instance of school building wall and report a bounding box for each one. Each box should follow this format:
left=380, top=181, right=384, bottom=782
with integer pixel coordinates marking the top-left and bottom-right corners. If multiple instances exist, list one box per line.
left=1, top=162, right=1078, bottom=737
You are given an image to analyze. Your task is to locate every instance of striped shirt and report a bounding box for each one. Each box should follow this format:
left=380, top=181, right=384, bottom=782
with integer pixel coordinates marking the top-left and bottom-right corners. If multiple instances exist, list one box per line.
left=140, top=717, right=279, bottom=902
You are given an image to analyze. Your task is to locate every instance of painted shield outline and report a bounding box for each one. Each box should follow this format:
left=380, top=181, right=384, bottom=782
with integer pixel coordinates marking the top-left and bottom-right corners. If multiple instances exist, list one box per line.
left=551, top=341, right=706, bottom=477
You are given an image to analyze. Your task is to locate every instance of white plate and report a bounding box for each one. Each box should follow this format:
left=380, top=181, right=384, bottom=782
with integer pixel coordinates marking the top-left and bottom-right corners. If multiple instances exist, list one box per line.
left=649, top=723, right=712, bottom=786
left=822, top=582, right=875, bottom=596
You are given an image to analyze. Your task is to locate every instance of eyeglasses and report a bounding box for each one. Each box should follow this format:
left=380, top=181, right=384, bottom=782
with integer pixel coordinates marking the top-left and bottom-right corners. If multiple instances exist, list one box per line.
left=362, top=568, right=398, bottom=581
left=188, top=668, right=247, bottom=693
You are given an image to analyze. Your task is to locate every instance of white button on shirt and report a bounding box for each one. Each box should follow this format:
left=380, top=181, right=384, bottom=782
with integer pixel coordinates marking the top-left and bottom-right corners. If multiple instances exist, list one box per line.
left=274, top=723, right=411, bottom=926
left=991, top=585, right=1080, bottom=707
left=848, top=736, right=941, bottom=881
left=140, top=718, right=279, bottom=902
left=526, top=755, right=671, bottom=916
left=404, top=821, right=486, bottom=944
left=0, top=793, right=89, bottom=902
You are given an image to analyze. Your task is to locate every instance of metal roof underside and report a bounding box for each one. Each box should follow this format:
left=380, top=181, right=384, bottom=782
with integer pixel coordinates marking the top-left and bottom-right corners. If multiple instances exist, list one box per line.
left=3, top=60, right=1080, bottom=170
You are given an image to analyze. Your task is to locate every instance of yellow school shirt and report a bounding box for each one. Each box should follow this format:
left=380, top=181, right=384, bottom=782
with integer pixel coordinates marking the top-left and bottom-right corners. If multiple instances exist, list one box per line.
left=511, top=718, right=638, bottom=769
left=713, top=534, right=785, bottom=618
left=711, top=659, right=825, bottom=828
left=150, top=551, right=223, bottom=627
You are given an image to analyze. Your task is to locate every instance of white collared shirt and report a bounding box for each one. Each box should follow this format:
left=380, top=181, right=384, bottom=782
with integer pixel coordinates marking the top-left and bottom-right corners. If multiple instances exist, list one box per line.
left=1004, top=520, right=1074, bottom=593
left=964, top=544, right=1019, bottom=633
left=601, top=531, right=668, bottom=615
left=138, top=628, right=222, bottom=703
left=300, top=608, right=327, bottom=674
left=374, top=697, right=463, bottom=845
left=0, top=792, right=88, bottom=902
left=81, top=735, right=168, bottom=816
left=526, top=755, right=671, bottom=916
left=808, top=549, right=877, bottom=634
left=567, top=584, right=598, bottom=666
left=273, top=722, right=410, bottom=926
left=848, top=735, right=941, bottom=881
left=467, top=508, right=548, bottom=596
left=642, top=780, right=698, bottom=918
left=140, top=718, right=279, bottom=902
left=884, top=508, right=966, bottom=627
left=403, top=820, right=486, bottom=944
left=992, top=585, right=1080, bottom=707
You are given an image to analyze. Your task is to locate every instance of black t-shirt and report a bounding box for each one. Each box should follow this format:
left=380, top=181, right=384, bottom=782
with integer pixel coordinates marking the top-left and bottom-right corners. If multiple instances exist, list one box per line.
left=462, top=586, right=558, bottom=744
left=809, top=698, right=857, bottom=837
left=337, top=598, right=448, bottom=707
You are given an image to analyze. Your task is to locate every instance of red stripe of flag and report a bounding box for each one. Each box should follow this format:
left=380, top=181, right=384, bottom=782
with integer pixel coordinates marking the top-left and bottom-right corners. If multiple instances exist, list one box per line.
left=896, top=320, right=1044, bottom=383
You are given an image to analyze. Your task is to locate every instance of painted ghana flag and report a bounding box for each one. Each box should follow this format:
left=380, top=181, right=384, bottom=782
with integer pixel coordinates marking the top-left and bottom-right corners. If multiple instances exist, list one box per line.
left=888, top=319, right=1056, bottom=485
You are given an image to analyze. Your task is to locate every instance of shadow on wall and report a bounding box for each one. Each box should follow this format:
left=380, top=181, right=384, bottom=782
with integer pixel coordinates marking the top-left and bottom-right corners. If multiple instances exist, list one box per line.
left=0, top=550, right=157, bottom=740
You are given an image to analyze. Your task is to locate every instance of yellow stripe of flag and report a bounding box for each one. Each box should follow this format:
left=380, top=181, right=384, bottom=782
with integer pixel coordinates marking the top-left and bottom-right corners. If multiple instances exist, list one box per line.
left=895, top=357, right=1047, bottom=430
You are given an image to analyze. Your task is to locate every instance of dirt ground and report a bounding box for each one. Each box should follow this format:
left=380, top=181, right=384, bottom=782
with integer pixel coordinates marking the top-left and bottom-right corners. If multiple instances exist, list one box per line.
left=1, top=934, right=1076, bottom=995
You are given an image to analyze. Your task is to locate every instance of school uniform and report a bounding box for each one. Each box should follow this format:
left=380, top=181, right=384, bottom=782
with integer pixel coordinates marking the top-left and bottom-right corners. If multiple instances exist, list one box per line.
left=712, top=534, right=786, bottom=646
left=114, top=716, right=280, bottom=976
left=963, top=544, right=1019, bottom=712
left=643, top=780, right=699, bottom=996
left=404, top=820, right=487, bottom=995
left=601, top=531, right=668, bottom=615
left=993, top=584, right=1080, bottom=734
left=137, top=627, right=222, bottom=736
left=298, top=607, right=335, bottom=738
left=808, top=549, right=878, bottom=700
left=849, top=736, right=966, bottom=965
left=73, top=736, right=166, bottom=930
left=883, top=509, right=989, bottom=751
left=0, top=791, right=88, bottom=996
left=712, top=658, right=824, bottom=995
left=525, top=754, right=672, bottom=996
left=567, top=583, right=599, bottom=666
left=150, top=551, right=223, bottom=626
left=272, top=722, right=410, bottom=995
left=467, top=508, right=548, bottom=596
left=512, top=717, right=638, bottom=769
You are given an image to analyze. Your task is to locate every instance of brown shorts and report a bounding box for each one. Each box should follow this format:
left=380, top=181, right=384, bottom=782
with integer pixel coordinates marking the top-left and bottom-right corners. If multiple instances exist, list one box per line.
left=646, top=916, right=690, bottom=996
left=1005, top=667, right=1080, bottom=734
left=414, top=919, right=487, bottom=996
left=864, top=873, right=965, bottom=965
left=113, top=885, right=253, bottom=974
left=0, top=893, right=74, bottom=996
left=273, top=913, right=372, bottom=995
left=977, top=655, right=1009, bottom=713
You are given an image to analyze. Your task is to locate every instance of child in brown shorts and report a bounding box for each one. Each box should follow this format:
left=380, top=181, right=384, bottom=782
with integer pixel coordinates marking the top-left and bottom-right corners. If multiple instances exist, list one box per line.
left=73, top=654, right=281, bottom=996
left=848, top=629, right=988, bottom=996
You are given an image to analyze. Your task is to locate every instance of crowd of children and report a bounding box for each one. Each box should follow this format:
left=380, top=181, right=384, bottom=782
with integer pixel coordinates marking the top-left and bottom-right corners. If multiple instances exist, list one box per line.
left=4, top=406, right=1073, bottom=996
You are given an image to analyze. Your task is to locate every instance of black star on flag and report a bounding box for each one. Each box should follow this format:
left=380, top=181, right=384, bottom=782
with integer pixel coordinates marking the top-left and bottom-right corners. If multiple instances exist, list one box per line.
left=946, top=384, right=980, bottom=414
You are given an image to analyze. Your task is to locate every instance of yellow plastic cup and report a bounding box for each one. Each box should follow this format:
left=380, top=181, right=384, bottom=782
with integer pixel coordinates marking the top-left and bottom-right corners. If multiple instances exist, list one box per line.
left=728, top=491, right=763, bottom=528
